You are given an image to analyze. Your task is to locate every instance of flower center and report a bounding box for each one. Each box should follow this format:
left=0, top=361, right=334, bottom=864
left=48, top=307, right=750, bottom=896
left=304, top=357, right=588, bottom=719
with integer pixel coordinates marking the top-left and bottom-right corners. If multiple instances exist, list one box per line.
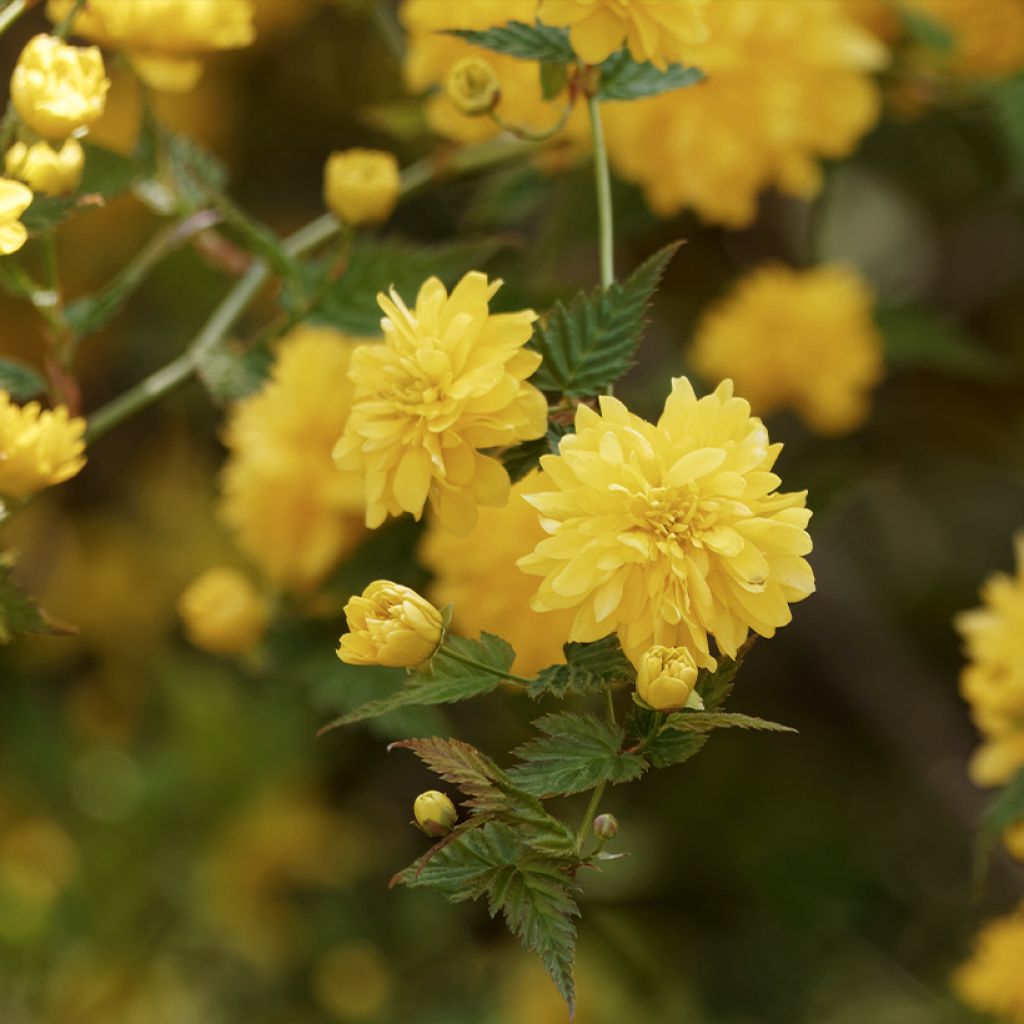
left=631, top=485, right=717, bottom=549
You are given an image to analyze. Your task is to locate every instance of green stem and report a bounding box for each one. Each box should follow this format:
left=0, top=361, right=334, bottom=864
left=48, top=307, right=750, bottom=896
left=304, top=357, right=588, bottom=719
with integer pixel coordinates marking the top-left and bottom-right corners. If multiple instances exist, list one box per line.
left=490, top=103, right=574, bottom=143
left=574, top=781, right=607, bottom=855
left=587, top=92, right=615, bottom=290
left=441, top=648, right=533, bottom=687
left=52, top=0, right=86, bottom=39
left=0, top=0, right=27, bottom=38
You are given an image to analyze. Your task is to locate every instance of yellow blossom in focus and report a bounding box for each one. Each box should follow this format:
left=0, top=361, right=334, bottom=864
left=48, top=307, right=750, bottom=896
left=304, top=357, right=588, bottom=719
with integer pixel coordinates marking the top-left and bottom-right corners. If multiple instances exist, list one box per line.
left=10, top=34, right=108, bottom=141
left=0, top=179, right=34, bottom=255
left=337, top=580, right=443, bottom=668
left=538, top=0, right=708, bottom=68
left=0, top=391, right=85, bottom=499
left=334, top=272, right=547, bottom=534
left=954, top=908, right=1024, bottom=1023
left=518, top=379, right=815, bottom=668
left=47, top=0, right=255, bottom=93
left=220, top=326, right=366, bottom=592
left=636, top=645, right=702, bottom=711
left=323, top=148, right=400, bottom=226
left=177, top=567, right=268, bottom=656
left=691, top=264, right=884, bottom=436
left=420, top=472, right=576, bottom=675
left=906, top=0, right=1024, bottom=79
left=5, top=138, right=83, bottom=196
left=956, top=533, right=1024, bottom=787
left=313, top=942, right=395, bottom=1021
left=413, top=790, right=457, bottom=836
left=446, top=56, right=501, bottom=116
left=601, top=1, right=887, bottom=226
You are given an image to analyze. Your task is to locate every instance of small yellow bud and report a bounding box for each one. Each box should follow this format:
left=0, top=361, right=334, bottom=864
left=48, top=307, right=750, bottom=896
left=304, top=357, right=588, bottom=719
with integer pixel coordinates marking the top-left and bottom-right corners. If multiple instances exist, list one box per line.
left=445, top=56, right=501, bottom=116
left=177, top=567, right=269, bottom=656
left=592, top=813, right=618, bottom=840
left=11, top=34, right=109, bottom=141
left=5, top=138, right=83, bottom=196
left=323, top=148, right=400, bottom=226
left=337, top=580, right=443, bottom=668
left=413, top=790, right=457, bottom=837
left=636, top=645, right=702, bottom=712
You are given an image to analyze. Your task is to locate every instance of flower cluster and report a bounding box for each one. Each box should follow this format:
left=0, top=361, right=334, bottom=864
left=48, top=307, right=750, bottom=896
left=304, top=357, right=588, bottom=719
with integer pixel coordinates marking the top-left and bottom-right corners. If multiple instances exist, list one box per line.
left=953, top=907, right=1024, bottom=1023
left=0, top=390, right=86, bottom=500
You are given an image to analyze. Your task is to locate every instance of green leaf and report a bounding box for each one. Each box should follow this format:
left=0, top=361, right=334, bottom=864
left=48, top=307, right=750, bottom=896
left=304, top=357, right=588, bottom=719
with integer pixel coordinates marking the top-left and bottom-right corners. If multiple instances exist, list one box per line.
left=597, top=51, right=704, bottom=101
left=446, top=21, right=575, bottom=63
left=540, top=61, right=569, bottom=100
left=898, top=7, right=955, bottom=52
left=529, top=635, right=634, bottom=700
left=197, top=337, right=273, bottom=404
left=510, top=712, right=647, bottom=797
left=530, top=242, right=680, bottom=397
left=988, top=74, right=1024, bottom=189
left=0, top=554, right=73, bottom=644
left=501, top=419, right=570, bottom=484
left=465, top=164, right=550, bottom=231
left=644, top=729, right=707, bottom=770
left=976, top=766, right=1024, bottom=878
left=163, top=131, right=228, bottom=209
left=0, top=359, right=46, bottom=401
left=21, top=196, right=75, bottom=234
left=663, top=711, right=796, bottom=735
left=877, top=306, right=1002, bottom=380
left=696, top=642, right=753, bottom=711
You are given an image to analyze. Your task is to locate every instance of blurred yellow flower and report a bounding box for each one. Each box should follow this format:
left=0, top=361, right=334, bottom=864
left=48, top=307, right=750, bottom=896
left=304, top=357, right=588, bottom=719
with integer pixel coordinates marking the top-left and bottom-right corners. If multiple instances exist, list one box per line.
left=956, top=533, right=1024, bottom=787
left=691, top=264, right=884, bottom=436
left=323, top=148, right=400, bottom=226
left=538, top=0, right=708, bottom=68
left=602, top=0, right=887, bottom=226
left=0, top=391, right=85, bottom=499
left=636, top=644, right=701, bottom=711
left=1006, top=822, right=1024, bottom=862
left=177, top=567, right=268, bottom=656
left=413, top=789, right=458, bottom=836
left=906, top=0, right=1024, bottom=78
left=334, top=272, right=547, bottom=534
left=337, top=580, right=443, bottom=668
left=518, top=380, right=815, bottom=668
left=10, top=34, right=108, bottom=141
left=313, top=942, right=395, bottom=1021
left=0, top=179, right=34, bottom=255
left=47, top=0, right=255, bottom=93
left=420, top=472, right=575, bottom=675
left=5, top=138, right=83, bottom=196
left=446, top=55, right=502, bottom=116
left=954, top=907, right=1024, bottom=1023
left=220, top=325, right=366, bottom=592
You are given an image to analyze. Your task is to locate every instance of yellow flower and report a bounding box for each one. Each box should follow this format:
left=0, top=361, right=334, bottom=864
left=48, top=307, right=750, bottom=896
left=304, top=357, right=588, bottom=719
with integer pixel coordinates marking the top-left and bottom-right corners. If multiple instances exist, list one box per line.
left=0, top=390, right=86, bottom=499
left=518, top=379, right=815, bottom=669
left=0, top=179, right=34, bottom=255
left=953, top=908, right=1024, bottom=1023
left=323, top=148, right=400, bottom=226
left=601, top=1, right=887, bottom=226
left=334, top=272, right=547, bottom=535
left=413, top=790, right=458, bottom=836
left=5, top=138, right=83, bottom=196
left=446, top=56, right=501, bottom=116
left=906, top=0, right=1024, bottom=79
left=636, top=645, right=702, bottom=711
left=336, top=580, right=444, bottom=668
left=47, top=0, right=255, bottom=93
left=177, top=567, right=268, bottom=655
left=219, top=326, right=366, bottom=592
left=313, top=942, right=394, bottom=1021
left=691, top=264, right=884, bottom=436
left=10, top=34, right=108, bottom=141
left=956, top=533, right=1024, bottom=787
left=538, top=0, right=709, bottom=68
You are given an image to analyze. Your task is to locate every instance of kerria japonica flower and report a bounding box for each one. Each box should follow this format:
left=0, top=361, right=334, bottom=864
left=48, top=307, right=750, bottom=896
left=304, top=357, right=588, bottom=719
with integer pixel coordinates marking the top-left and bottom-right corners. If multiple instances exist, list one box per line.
left=0, top=390, right=86, bottom=499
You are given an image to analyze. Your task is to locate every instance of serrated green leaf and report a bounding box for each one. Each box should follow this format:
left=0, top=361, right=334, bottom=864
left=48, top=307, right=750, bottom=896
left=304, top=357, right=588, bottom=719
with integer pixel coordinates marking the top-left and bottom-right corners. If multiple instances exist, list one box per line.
left=877, top=306, right=1002, bottom=380
left=0, top=359, right=46, bottom=401
left=529, top=635, right=634, bottom=699
left=446, top=21, right=575, bottom=63
left=530, top=242, right=680, bottom=397
left=597, top=51, right=704, bottom=101
left=465, top=164, right=550, bottom=231
left=663, top=711, right=796, bottom=734
left=696, top=642, right=752, bottom=711
left=976, top=766, right=1024, bottom=879
left=643, top=729, right=707, bottom=769
left=510, top=712, right=647, bottom=797
left=0, top=555, right=73, bottom=644
left=164, top=131, right=228, bottom=210
left=197, top=337, right=273, bottom=404
left=501, top=419, right=570, bottom=484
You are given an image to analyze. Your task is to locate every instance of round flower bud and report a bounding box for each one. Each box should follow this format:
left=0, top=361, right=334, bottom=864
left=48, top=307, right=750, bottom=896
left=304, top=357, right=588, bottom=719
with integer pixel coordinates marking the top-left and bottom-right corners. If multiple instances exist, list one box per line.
left=337, top=580, right=444, bottom=668
left=636, top=645, right=702, bottom=712
left=11, top=34, right=109, bottom=141
left=445, top=56, right=501, bottom=116
left=413, top=790, right=457, bottom=837
left=177, top=567, right=269, bottom=656
left=323, top=148, right=400, bottom=226
left=5, top=138, right=83, bottom=196
left=592, top=813, right=618, bottom=840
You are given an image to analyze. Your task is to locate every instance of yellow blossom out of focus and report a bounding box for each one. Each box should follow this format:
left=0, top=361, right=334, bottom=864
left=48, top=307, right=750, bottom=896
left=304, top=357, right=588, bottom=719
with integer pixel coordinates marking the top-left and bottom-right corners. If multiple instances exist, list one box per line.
left=0, top=391, right=85, bottom=499
left=538, top=0, right=709, bottom=68
left=10, top=34, right=108, bottom=141
left=518, top=380, right=815, bottom=668
left=47, top=0, right=255, bottom=93
left=906, top=0, right=1024, bottom=79
left=177, top=567, right=268, bottom=656
left=1006, top=822, right=1024, bottom=862
left=636, top=645, right=702, bottom=711
left=420, top=472, right=576, bottom=675
left=220, top=326, right=367, bottom=592
left=956, top=533, right=1024, bottom=787
left=5, top=139, right=83, bottom=196
left=0, top=179, right=35, bottom=255
left=312, top=942, right=395, bottom=1021
left=691, top=264, right=884, bottom=436
left=335, top=272, right=547, bottom=534
left=337, top=580, right=443, bottom=668
left=413, top=790, right=458, bottom=836
left=323, top=148, right=400, bottom=226
left=601, top=0, right=887, bottom=226
left=954, top=907, right=1024, bottom=1023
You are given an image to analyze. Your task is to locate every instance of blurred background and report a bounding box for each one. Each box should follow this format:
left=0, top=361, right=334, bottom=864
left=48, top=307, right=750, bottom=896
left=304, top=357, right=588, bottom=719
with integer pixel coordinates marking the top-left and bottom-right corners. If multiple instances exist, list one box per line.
left=1, top=1, right=1023, bottom=1021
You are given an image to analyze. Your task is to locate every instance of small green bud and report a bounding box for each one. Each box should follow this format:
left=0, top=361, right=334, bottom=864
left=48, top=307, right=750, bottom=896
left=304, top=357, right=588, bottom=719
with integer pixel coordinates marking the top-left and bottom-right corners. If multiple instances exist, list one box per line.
left=413, top=790, right=457, bottom=837
left=592, top=813, right=618, bottom=840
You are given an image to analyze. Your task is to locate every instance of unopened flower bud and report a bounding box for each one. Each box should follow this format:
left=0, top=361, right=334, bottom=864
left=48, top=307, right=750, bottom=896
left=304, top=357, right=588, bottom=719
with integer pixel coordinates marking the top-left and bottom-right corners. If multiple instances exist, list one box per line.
left=337, top=580, right=444, bottom=668
left=5, top=138, right=83, bottom=196
left=323, top=148, right=400, bottom=226
left=446, top=56, right=501, bottom=116
left=592, top=813, right=618, bottom=840
left=636, top=645, right=702, bottom=712
left=413, top=790, right=457, bottom=837
left=178, top=567, right=269, bottom=655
